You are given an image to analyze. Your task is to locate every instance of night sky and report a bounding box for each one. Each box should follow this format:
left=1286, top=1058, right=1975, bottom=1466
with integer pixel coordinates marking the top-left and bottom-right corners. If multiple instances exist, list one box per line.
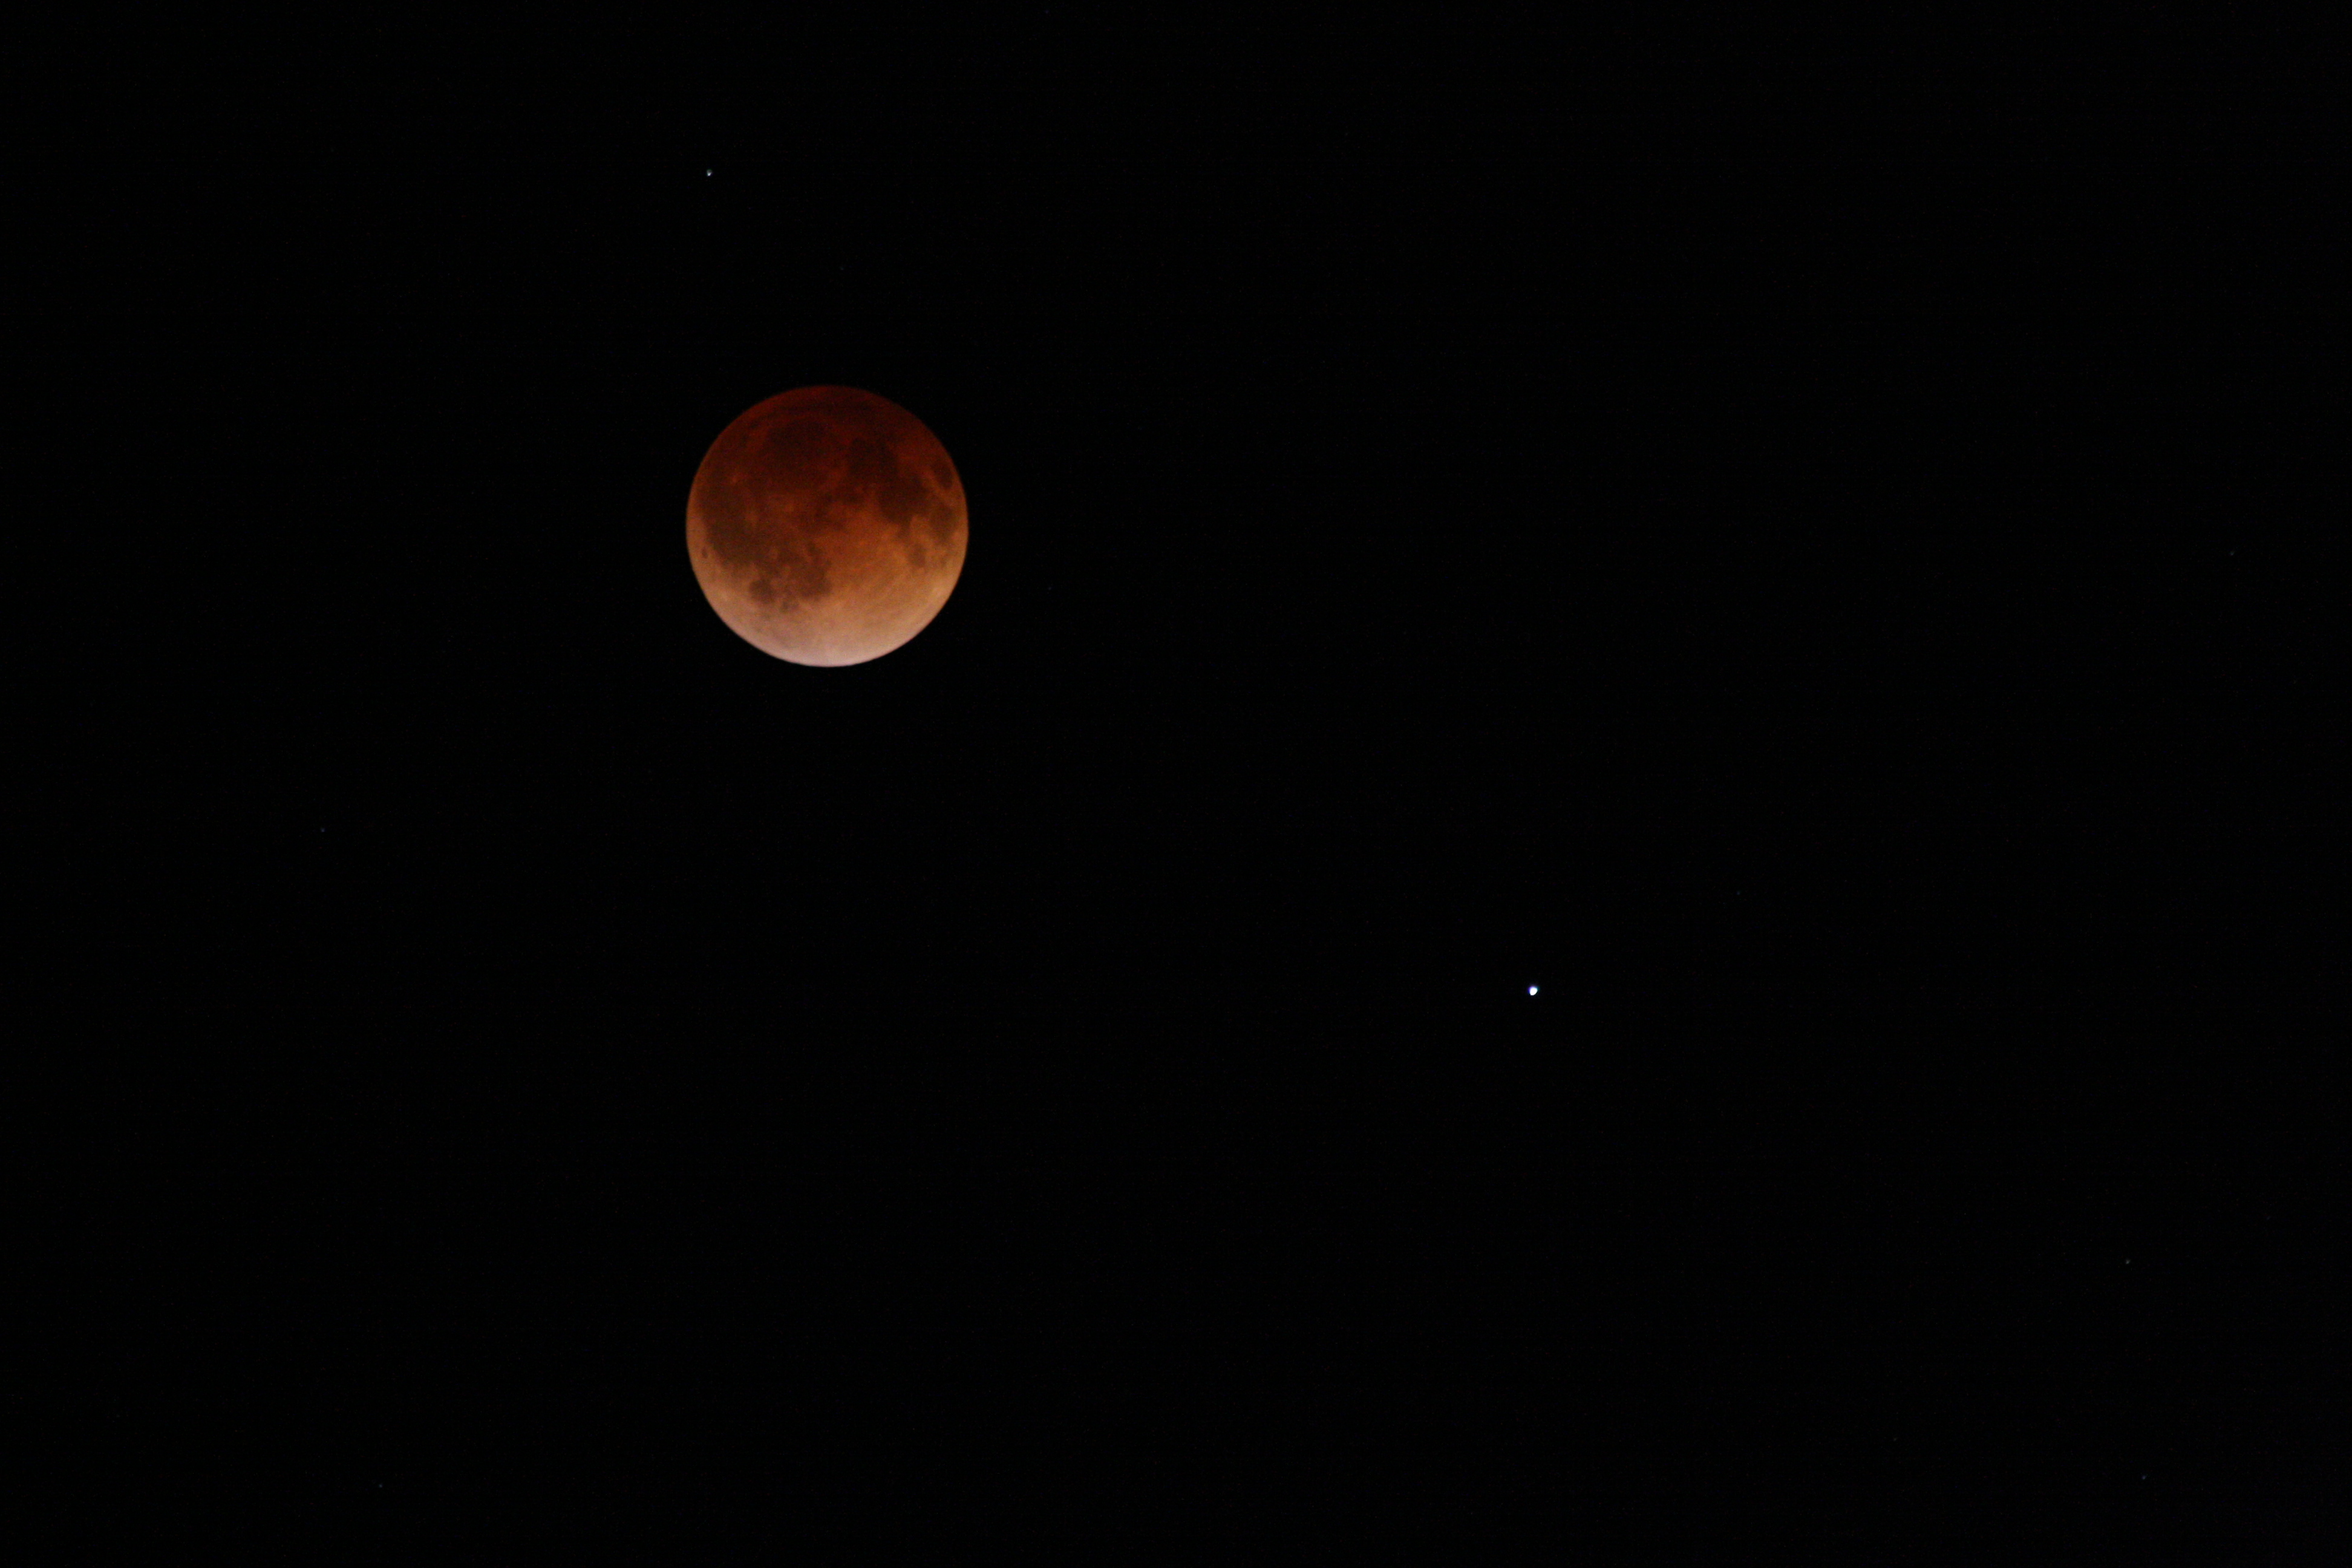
left=36, top=19, right=2341, bottom=1558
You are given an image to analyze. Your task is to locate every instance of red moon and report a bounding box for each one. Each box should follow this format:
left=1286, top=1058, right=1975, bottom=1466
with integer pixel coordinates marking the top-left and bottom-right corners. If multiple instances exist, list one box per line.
left=687, top=387, right=969, bottom=666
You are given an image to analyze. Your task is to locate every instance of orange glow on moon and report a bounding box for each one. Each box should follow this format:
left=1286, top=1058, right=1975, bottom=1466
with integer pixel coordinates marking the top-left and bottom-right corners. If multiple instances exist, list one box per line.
left=687, top=387, right=969, bottom=666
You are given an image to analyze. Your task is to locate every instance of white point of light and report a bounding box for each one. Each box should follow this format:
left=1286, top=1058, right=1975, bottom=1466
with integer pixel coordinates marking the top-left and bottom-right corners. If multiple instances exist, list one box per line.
left=1528, top=985, right=1539, bottom=996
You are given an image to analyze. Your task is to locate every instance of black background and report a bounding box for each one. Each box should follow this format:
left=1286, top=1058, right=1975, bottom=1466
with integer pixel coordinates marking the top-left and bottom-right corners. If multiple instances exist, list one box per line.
left=29, top=17, right=2345, bottom=1558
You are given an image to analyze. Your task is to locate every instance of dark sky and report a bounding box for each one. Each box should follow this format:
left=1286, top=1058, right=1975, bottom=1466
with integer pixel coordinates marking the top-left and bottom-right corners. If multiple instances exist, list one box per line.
left=36, top=18, right=2341, bottom=1556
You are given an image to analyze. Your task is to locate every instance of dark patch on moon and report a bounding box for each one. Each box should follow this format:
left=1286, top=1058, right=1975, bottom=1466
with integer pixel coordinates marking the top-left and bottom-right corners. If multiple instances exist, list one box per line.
left=744, top=536, right=830, bottom=610
left=762, top=417, right=829, bottom=479
left=693, top=457, right=765, bottom=572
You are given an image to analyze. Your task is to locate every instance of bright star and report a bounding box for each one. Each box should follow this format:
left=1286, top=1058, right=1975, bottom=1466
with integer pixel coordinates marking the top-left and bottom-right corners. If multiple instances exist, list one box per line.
left=1527, top=985, right=1538, bottom=996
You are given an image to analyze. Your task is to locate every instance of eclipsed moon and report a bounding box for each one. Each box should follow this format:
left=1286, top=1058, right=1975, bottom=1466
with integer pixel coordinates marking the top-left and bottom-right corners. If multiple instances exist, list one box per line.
left=687, top=387, right=969, bottom=666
